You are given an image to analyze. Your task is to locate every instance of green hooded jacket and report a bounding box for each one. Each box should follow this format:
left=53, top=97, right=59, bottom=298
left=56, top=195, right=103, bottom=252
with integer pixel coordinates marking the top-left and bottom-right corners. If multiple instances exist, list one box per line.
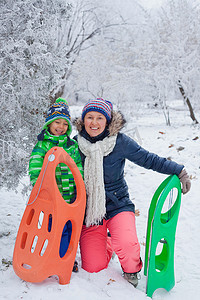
left=29, top=129, right=83, bottom=203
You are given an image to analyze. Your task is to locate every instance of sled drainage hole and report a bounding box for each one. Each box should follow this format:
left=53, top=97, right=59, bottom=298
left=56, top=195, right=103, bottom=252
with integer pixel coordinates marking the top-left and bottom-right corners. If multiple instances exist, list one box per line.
left=40, top=239, right=48, bottom=256
left=38, top=211, right=44, bottom=229
left=22, top=263, right=32, bottom=269
left=59, top=220, right=72, bottom=258
left=26, top=209, right=35, bottom=225
left=48, top=214, right=53, bottom=232
left=31, top=235, right=38, bottom=253
left=21, top=232, right=28, bottom=249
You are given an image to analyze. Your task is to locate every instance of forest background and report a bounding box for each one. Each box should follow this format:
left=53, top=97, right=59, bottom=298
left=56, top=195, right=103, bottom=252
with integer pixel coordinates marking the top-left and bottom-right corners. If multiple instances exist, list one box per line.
left=0, top=0, right=200, bottom=190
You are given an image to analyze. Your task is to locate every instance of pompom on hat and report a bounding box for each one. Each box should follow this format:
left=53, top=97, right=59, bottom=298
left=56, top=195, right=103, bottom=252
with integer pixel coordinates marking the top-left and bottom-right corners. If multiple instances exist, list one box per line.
left=43, top=97, right=72, bottom=135
left=81, top=98, right=113, bottom=123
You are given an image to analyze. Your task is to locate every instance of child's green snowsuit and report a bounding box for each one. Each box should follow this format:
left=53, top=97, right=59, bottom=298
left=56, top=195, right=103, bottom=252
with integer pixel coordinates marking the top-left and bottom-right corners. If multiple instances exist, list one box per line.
left=29, top=129, right=83, bottom=203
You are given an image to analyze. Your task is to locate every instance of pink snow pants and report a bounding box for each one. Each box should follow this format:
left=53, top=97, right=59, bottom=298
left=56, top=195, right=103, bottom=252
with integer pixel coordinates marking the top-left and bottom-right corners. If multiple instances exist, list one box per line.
left=79, top=211, right=142, bottom=273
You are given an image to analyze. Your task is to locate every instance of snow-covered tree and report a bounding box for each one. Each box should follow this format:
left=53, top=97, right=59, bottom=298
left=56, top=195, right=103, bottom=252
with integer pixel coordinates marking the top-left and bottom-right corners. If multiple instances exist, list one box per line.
left=0, top=0, right=67, bottom=188
left=0, top=0, right=114, bottom=189
left=146, top=0, right=200, bottom=124
left=66, top=0, right=149, bottom=114
left=67, top=0, right=200, bottom=124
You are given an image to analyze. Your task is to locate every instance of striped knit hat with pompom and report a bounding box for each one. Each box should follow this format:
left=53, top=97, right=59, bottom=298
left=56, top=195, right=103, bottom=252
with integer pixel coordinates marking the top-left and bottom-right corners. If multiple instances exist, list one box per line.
left=81, top=98, right=113, bottom=123
left=43, top=97, right=72, bottom=135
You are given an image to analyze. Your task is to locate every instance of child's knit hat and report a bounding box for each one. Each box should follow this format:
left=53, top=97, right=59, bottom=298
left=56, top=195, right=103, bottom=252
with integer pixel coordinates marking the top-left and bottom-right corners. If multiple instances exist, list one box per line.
left=43, top=97, right=72, bottom=135
left=81, top=98, right=113, bottom=123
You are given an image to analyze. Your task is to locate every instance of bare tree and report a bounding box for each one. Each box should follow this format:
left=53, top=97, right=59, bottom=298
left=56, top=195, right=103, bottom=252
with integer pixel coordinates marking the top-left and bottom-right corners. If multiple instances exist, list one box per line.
left=150, top=0, right=200, bottom=124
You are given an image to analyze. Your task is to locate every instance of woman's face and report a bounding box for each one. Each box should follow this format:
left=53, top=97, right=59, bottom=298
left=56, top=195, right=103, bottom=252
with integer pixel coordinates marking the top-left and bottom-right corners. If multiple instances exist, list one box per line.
left=49, top=119, right=68, bottom=135
left=84, top=111, right=107, bottom=137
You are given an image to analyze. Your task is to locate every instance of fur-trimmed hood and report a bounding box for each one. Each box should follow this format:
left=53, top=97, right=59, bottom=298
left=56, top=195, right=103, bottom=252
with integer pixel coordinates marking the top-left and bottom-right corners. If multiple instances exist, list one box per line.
left=73, top=111, right=126, bottom=136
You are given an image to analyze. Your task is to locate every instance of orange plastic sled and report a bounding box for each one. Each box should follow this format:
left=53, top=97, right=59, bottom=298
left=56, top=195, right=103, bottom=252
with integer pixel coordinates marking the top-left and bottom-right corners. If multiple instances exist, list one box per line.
left=13, top=147, right=86, bottom=284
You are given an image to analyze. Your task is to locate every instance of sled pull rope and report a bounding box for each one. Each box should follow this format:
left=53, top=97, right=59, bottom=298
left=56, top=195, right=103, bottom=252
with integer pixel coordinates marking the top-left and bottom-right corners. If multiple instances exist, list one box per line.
left=26, top=149, right=56, bottom=206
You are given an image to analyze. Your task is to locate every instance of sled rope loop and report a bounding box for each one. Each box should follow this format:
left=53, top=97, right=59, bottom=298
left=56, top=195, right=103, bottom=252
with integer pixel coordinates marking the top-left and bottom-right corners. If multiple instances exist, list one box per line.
left=13, top=147, right=86, bottom=285
left=27, top=149, right=56, bottom=206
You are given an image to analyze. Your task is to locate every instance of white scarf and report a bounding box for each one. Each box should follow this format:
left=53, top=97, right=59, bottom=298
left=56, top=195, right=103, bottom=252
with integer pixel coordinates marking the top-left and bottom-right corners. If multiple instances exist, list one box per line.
left=78, top=134, right=117, bottom=227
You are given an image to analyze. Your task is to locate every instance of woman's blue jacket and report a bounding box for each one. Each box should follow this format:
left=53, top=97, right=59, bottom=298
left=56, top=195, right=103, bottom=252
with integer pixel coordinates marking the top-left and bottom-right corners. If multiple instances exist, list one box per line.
left=74, top=113, right=184, bottom=220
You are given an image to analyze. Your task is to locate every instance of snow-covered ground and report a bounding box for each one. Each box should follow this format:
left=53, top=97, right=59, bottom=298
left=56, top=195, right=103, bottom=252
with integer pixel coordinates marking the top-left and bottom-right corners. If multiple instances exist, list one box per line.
left=0, top=105, right=199, bottom=299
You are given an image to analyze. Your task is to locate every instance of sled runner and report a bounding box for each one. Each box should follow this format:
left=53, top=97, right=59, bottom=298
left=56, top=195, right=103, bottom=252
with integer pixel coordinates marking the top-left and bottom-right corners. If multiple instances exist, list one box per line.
left=144, top=175, right=182, bottom=298
left=13, top=147, right=86, bottom=284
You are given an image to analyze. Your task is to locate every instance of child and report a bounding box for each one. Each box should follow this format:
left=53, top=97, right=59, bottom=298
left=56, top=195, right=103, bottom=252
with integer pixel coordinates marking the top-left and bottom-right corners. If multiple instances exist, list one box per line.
left=29, top=98, right=83, bottom=270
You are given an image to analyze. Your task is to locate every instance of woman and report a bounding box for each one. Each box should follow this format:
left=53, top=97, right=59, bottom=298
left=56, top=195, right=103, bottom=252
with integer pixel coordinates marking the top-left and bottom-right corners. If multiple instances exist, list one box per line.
left=74, top=98, right=191, bottom=287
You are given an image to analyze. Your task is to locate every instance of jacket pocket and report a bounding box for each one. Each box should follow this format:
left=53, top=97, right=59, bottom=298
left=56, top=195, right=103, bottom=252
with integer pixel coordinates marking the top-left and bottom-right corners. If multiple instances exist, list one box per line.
left=106, top=185, right=129, bottom=210
left=113, top=185, right=129, bottom=199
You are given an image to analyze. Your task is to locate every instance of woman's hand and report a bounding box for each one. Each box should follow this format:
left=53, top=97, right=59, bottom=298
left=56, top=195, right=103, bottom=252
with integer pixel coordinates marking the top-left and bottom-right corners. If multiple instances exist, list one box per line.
left=178, top=169, right=191, bottom=194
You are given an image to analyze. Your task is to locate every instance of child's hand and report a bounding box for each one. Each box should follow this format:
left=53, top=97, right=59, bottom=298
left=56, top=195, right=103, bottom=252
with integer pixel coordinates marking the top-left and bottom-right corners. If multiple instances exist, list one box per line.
left=135, top=209, right=140, bottom=217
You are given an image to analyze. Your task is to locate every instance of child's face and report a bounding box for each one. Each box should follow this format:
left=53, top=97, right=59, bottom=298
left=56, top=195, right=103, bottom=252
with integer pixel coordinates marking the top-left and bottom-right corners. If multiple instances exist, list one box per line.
left=84, top=111, right=107, bottom=137
left=49, top=119, right=68, bottom=136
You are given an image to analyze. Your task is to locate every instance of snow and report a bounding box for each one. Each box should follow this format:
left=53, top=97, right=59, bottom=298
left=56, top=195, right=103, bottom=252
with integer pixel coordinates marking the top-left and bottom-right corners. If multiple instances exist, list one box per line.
left=0, top=106, right=200, bottom=299
left=137, top=0, right=165, bottom=9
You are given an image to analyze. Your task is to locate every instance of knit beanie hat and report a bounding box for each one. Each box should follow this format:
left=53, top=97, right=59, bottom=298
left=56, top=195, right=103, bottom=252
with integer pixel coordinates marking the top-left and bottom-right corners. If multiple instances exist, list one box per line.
left=43, top=97, right=72, bottom=135
left=81, top=98, right=113, bottom=123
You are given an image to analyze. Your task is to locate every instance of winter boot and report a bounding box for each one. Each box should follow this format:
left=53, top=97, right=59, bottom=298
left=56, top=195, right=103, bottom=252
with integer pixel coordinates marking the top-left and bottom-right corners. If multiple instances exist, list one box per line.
left=123, top=272, right=139, bottom=287
left=72, top=260, right=78, bottom=273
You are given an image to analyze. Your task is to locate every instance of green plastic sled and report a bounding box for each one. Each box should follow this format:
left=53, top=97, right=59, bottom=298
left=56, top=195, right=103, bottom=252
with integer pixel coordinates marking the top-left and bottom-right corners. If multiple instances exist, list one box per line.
left=144, top=175, right=182, bottom=298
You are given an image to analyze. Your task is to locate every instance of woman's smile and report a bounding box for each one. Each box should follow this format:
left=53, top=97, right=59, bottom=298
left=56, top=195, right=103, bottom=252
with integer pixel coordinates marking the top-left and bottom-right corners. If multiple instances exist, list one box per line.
left=84, top=111, right=107, bottom=137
